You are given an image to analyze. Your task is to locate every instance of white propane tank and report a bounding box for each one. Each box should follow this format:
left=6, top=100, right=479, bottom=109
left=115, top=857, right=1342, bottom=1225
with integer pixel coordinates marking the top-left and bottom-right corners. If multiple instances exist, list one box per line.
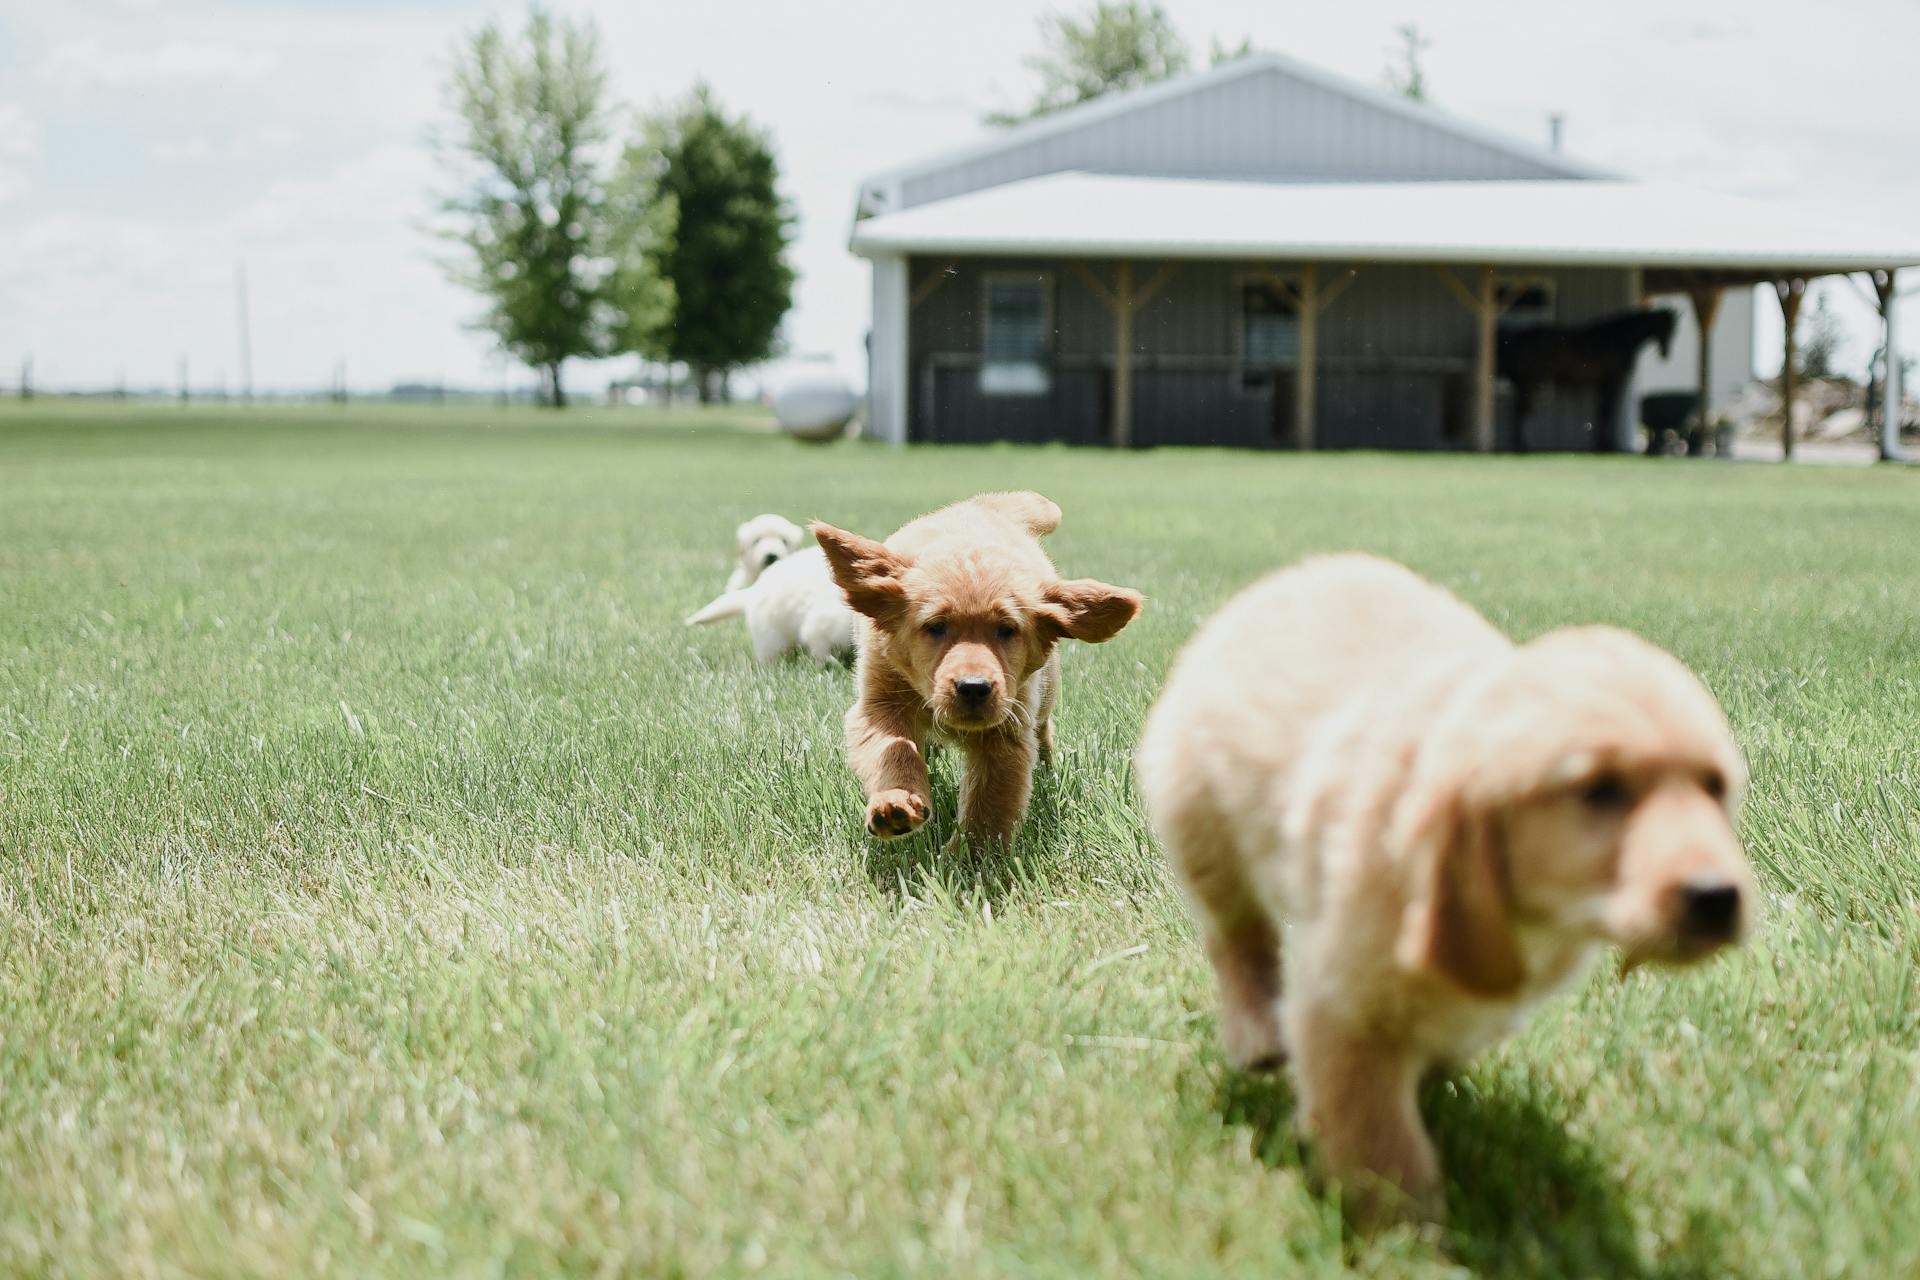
left=773, top=375, right=858, bottom=443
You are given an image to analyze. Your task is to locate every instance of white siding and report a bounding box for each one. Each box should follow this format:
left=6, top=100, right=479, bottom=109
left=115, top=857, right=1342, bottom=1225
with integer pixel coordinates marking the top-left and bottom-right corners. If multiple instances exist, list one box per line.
left=893, top=64, right=1584, bottom=211
left=866, top=256, right=910, bottom=444
left=1636, top=287, right=1757, bottom=410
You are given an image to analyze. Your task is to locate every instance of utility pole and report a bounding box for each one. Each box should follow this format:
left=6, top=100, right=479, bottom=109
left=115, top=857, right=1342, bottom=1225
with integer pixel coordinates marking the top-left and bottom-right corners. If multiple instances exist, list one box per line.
left=236, top=260, right=254, bottom=403
left=178, top=356, right=190, bottom=404
left=17, top=354, right=29, bottom=400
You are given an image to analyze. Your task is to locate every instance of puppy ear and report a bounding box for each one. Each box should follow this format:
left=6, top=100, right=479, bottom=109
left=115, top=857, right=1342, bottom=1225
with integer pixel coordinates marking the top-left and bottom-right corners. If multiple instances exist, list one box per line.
left=1395, top=790, right=1524, bottom=998
left=1035, top=579, right=1143, bottom=644
left=812, top=522, right=911, bottom=623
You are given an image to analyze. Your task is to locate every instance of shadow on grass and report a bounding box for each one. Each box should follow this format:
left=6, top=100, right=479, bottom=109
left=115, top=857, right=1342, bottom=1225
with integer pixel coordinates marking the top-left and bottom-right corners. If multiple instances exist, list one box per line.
left=1427, top=1081, right=1726, bottom=1279
left=1210, top=1066, right=1727, bottom=1279
left=858, top=754, right=1072, bottom=907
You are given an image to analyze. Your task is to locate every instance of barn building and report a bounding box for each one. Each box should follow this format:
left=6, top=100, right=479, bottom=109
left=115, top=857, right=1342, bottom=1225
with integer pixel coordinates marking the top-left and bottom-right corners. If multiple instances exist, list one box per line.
left=851, top=53, right=1920, bottom=455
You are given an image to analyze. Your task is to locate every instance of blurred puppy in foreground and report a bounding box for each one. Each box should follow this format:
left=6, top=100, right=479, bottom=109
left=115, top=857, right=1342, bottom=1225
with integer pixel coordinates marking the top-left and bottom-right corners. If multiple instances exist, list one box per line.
left=814, top=491, right=1142, bottom=848
left=1135, top=554, right=1752, bottom=1224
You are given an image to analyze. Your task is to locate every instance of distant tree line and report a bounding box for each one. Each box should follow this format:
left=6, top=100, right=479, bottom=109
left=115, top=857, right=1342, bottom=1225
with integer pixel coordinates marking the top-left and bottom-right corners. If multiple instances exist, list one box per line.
left=436, top=8, right=793, bottom=406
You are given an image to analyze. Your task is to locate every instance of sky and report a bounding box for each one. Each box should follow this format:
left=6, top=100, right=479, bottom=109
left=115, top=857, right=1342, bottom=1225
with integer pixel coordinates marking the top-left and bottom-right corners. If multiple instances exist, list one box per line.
left=2, top=0, right=1917, bottom=396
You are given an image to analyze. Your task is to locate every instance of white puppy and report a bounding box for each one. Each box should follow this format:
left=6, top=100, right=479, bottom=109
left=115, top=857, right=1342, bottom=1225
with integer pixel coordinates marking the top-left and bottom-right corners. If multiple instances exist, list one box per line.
left=686, top=546, right=856, bottom=664
left=726, top=514, right=806, bottom=592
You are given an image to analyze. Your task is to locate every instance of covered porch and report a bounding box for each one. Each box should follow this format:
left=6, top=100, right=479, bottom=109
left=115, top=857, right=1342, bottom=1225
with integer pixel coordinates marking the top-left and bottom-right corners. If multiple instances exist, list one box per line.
left=855, top=172, right=1920, bottom=459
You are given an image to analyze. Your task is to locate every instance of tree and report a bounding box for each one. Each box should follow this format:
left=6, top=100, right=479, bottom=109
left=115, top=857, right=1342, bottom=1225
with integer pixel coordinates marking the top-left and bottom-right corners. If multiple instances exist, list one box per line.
left=1209, top=35, right=1255, bottom=66
left=436, top=8, right=614, bottom=407
left=1384, top=23, right=1432, bottom=102
left=1797, top=291, right=1845, bottom=381
left=620, top=86, right=794, bottom=402
left=603, top=150, right=677, bottom=367
left=989, top=2, right=1190, bottom=125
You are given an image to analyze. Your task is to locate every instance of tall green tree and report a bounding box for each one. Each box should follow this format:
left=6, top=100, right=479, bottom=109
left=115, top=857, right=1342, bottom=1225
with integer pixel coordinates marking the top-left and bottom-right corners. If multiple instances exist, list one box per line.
left=1384, top=23, right=1433, bottom=102
left=436, top=8, right=614, bottom=407
left=989, top=2, right=1190, bottom=125
left=620, top=87, right=794, bottom=402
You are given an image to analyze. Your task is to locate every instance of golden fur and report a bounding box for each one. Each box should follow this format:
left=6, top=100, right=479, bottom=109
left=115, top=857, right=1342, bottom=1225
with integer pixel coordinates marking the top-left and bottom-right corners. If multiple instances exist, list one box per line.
left=814, top=491, right=1142, bottom=847
left=1135, top=553, right=1753, bottom=1222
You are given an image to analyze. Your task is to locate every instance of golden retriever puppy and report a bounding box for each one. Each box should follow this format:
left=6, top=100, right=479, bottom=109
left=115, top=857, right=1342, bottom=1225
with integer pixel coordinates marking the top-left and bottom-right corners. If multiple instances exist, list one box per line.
left=813, top=491, right=1142, bottom=848
left=1135, top=554, right=1752, bottom=1222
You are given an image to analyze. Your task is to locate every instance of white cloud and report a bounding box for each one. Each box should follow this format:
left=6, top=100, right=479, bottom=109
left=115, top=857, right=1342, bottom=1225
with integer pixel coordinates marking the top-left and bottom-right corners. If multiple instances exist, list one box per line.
left=147, top=135, right=220, bottom=164
left=44, top=39, right=274, bottom=87
left=0, top=103, right=40, bottom=204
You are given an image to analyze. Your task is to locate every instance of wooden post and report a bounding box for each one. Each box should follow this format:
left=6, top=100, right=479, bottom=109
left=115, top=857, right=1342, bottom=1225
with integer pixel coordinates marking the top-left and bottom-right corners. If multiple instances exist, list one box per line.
left=1295, top=263, right=1319, bottom=450
left=1473, top=266, right=1497, bottom=453
left=1775, top=277, right=1807, bottom=462
left=1688, top=285, right=1723, bottom=457
left=1113, top=261, right=1134, bottom=449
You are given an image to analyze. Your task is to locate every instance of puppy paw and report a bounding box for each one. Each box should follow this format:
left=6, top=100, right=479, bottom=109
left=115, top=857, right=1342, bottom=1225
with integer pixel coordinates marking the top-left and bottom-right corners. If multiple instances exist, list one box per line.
left=865, top=790, right=930, bottom=839
left=1221, top=1008, right=1288, bottom=1073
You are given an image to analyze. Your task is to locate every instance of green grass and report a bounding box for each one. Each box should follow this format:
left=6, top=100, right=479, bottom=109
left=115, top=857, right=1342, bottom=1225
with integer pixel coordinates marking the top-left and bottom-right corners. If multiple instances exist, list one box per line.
left=2, top=399, right=1917, bottom=1278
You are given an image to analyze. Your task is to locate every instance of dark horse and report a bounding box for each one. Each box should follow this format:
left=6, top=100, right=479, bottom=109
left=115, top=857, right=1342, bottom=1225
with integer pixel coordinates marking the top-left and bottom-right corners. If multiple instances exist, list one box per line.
left=1496, top=308, right=1677, bottom=452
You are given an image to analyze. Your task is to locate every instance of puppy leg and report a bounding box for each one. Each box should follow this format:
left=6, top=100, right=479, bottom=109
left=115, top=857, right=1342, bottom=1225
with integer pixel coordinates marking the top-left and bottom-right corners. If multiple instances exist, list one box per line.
left=750, top=615, right=789, bottom=664
left=952, top=729, right=1037, bottom=847
left=1161, top=799, right=1286, bottom=1069
left=845, top=700, right=931, bottom=839
left=1204, top=919, right=1286, bottom=1071
left=1289, top=999, right=1441, bottom=1225
left=799, top=609, right=843, bottom=664
left=1032, top=654, right=1059, bottom=764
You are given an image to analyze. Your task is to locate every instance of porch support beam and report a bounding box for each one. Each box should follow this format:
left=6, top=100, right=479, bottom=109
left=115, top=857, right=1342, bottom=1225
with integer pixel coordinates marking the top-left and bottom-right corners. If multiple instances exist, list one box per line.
left=1775, top=277, right=1808, bottom=462
left=1295, top=263, right=1319, bottom=450
left=1472, top=265, right=1497, bottom=453
left=909, top=262, right=957, bottom=310
left=1687, top=284, right=1724, bottom=457
left=1113, top=261, right=1134, bottom=449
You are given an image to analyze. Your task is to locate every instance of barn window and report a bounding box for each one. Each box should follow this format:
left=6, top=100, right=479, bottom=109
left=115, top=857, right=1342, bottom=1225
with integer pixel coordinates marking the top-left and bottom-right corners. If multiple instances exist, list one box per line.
left=1496, top=279, right=1556, bottom=329
left=980, top=274, right=1051, bottom=396
left=1239, top=279, right=1299, bottom=392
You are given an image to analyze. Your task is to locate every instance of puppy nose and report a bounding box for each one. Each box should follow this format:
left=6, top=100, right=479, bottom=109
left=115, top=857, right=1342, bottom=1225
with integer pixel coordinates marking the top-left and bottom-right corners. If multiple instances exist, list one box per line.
left=954, top=677, right=992, bottom=705
left=1680, top=881, right=1741, bottom=944
left=762, top=551, right=780, bottom=567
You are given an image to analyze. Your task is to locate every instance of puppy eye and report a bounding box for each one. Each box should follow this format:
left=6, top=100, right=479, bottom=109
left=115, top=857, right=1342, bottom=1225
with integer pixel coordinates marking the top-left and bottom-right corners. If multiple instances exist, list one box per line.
left=924, top=619, right=948, bottom=639
left=995, top=621, right=1018, bottom=641
left=1702, top=771, right=1728, bottom=802
left=1581, top=772, right=1631, bottom=810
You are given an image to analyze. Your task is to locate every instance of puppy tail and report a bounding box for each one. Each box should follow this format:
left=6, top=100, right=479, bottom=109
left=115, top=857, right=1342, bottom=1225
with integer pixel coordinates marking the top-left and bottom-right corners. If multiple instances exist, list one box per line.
left=685, top=590, right=749, bottom=626
left=973, top=490, right=1062, bottom=537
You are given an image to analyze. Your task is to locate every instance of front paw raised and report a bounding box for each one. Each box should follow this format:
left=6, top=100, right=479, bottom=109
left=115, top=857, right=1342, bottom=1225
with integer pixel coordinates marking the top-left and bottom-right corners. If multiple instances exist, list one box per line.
left=865, top=789, right=930, bottom=839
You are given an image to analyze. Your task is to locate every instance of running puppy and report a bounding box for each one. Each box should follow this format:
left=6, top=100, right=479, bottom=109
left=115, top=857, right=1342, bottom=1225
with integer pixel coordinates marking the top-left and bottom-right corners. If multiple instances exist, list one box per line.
left=814, top=492, right=1142, bottom=847
left=724, top=514, right=806, bottom=592
left=1135, top=554, right=1753, bottom=1223
left=684, top=546, right=856, bottom=664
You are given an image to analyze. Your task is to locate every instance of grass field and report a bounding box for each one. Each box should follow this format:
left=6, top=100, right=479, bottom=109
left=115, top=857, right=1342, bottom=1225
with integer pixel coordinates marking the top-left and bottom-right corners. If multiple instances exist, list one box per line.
left=2, top=400, right=1917, bottom=1278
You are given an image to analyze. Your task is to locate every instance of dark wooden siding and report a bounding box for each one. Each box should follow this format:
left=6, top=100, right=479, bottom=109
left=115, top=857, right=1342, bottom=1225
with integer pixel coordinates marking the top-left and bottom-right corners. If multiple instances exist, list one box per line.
left=907, top=255, right=1637, bottom=451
